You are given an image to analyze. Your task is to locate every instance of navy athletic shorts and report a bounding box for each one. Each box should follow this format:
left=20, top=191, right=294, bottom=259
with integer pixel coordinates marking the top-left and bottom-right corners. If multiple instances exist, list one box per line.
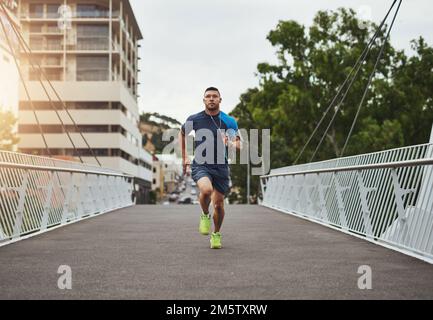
left=191, top=163, right=231, bottom=196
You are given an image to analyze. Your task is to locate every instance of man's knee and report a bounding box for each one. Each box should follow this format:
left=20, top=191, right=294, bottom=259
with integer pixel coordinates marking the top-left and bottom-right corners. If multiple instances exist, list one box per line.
left=200, top=186, right=213, bottom=197
left=213, top=199, right=224, bottom=211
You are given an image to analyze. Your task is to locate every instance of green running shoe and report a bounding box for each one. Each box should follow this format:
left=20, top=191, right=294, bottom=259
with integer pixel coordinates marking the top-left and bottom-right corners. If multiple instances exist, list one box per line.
left=199, top=213, right=211, bottom=235
left=210, top=232, right=222, bottom=249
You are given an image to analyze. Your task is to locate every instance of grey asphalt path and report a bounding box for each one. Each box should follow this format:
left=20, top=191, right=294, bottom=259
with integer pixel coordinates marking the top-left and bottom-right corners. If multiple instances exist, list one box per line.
left=0, top=205, right=432, bottom=300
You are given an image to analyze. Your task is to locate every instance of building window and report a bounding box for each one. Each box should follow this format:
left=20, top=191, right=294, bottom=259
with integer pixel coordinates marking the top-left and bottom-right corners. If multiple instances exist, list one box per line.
left=76, top=4, right=109, bottom=18
left=29, top=36, right=43, bottom=50
left=76, top=56, right=109, bottom=81
left=46, top=4, right=60, bottom=18
left=77, top=24, right=109, bottom=51
left=44, top=69, right=62, bottom=81
left=29, top=4, right=43, bottom=18
left=45, top=56, right=61, bottom=66
left=30, top=24, right=43, bottom=33
left=153, top=179, right=156, bottom=185
left=46, top=38, right=62, bottom=50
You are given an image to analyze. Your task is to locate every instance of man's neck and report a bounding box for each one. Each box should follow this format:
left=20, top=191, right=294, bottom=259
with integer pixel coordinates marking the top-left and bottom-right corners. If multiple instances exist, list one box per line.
left=204, top=108, right=220, bottom=116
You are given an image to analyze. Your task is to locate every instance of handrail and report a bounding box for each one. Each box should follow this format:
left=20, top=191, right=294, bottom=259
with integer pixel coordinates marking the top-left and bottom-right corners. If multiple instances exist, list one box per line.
left=261, top=158, right=433, bottom=178
left=260, top=143, right=433, bottom=264
left=0, top=161, right=133, bottom=178
left=0, top=151, right=135, bottom=246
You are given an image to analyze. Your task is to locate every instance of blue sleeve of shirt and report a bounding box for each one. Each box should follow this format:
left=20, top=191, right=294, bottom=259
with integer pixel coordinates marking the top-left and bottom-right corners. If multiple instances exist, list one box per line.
left=221, top=112, right=239, bottom=140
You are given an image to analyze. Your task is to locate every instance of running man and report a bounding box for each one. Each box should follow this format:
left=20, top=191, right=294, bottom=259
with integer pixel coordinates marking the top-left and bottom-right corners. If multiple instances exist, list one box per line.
left=179, top=87, right=242, bottom=249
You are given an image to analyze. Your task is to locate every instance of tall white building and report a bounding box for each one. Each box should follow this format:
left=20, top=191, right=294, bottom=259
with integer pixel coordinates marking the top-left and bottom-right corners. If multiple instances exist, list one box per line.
left=16, top=0, right=152, bottom=203
left=0, top=0, right=20, bottom=117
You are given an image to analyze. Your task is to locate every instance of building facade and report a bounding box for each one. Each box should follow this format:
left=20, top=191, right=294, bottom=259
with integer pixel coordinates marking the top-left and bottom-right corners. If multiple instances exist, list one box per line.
left=0, top=0, right=20, bottom=117
left=155, top=154, right=182, bottom=195
left=16, top=0, right=152, bottom=202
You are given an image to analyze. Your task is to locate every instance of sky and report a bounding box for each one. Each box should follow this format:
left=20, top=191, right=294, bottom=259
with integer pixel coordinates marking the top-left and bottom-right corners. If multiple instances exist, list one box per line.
left=130, top=0, right=433, bottom=124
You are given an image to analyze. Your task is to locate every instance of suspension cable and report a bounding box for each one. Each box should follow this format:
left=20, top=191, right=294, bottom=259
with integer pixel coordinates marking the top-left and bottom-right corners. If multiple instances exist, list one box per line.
left=4, top=10, right=84, bottom=164
left=0, top=4, right=51, bottom=157
left=309, top=0, right=400, bottom=163
left=1, top=2, right=102, bottom=167
left=293, top=0, right=398, bottom=165
left=309, top=55, right=367, bottom=163
left=340, top=0, right=403, bottom=157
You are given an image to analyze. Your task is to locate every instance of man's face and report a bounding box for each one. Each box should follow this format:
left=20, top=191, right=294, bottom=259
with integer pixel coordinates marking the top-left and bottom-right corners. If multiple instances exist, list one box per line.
left=203, top=90, right=222, bottom=112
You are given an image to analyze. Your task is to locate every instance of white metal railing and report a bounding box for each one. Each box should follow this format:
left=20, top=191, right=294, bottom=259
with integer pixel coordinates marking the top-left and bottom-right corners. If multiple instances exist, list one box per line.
left=0, top=151, right=134, bottom=246
left=261, top=143, right=433, bottom=263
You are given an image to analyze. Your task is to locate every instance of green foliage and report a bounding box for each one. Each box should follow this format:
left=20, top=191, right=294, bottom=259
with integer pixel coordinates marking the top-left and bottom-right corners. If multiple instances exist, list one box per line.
left=0, top=110, right=19, bottom=151
left=140, top=112, right=181, bottom=154
left=140, top=112, right=181, bottom=129
left=229, top=8, right=433, bottom=203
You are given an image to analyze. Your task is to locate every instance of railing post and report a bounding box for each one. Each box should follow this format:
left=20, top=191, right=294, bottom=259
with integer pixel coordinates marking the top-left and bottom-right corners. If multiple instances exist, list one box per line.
left=357, top=170, right=375, bottom=239
left=316, top=173, right=330, bottom=222
left=40, top=171, right=55, bottom=231
left=76, top=174, right=87, bottom=218
left=86, top=175, right=95, bottom=215
left=100, top=175, right=108, bottom=212
left=61, top=172, right=75, bottom=224
left=334, top=172, right=349, bottom=230
left=390, top=168, right=416, bottom=244
left=12, top=169, right=30, bottom=239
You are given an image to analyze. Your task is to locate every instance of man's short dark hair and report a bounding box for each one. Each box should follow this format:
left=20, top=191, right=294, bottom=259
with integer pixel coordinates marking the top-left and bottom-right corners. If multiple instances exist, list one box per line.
left=204, top=87, right=220, bottom=96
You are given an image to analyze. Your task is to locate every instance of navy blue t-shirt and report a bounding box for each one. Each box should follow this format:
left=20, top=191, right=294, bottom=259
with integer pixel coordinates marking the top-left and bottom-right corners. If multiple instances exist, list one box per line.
left=181, top=110, right=239, bottom=166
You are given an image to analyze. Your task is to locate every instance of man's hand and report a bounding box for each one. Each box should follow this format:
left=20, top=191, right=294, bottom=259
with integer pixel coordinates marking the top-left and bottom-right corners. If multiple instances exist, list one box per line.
left=182, top=158, right=191, bottom=176
left=222, top=133, right=241, bottom=150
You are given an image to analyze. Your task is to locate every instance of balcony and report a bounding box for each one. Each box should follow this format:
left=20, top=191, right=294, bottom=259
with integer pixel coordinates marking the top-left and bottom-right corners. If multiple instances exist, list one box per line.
left=76, top=39, right=109, bottom=51
left=23, top=12, right=58, bottom=19
left=76, top=70, right=109, bottom=81
left=76, top=10, right=120, bottom=19
left=22, top=10, right=120, bottom=19
left=29, top=43, right=62, bottom=51
left=29, top=71, right=62, bottom=81
left=29, top=26, right=63, bottom=35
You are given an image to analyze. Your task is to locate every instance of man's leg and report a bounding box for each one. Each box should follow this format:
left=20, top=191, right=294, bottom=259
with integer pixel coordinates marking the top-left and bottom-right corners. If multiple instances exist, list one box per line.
left=211, top=190, right=225, bottom=233
left=197, top=177, right=213, bottom=235
left=197, top=177, right=213, bottom=214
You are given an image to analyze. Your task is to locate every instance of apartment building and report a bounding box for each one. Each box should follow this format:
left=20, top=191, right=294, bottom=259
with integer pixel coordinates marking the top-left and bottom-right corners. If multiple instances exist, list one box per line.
left=155, top=154, right=182, bottom=194
left=0, top=0, right=19, bottom=117
left=151, top=154, right=164, bottom=201
left=16, top=0, right=152, bottom=203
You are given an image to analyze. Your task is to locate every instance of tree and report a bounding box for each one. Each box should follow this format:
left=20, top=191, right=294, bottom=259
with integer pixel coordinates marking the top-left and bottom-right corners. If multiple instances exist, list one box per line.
left=229, top=8, right=433, bottom=203
left=0, top=110, right=19, bottom=151
left=139, top=112, right=182, bottom=154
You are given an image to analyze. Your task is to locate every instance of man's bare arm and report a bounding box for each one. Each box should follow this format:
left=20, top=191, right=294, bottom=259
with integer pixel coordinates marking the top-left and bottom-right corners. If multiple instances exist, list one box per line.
left=179, top=130, right=190, bottom=175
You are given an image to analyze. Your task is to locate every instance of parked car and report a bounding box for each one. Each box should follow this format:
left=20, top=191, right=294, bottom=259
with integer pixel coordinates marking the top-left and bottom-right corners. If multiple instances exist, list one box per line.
left=169, top=193, right=179, bottom=202
left=178, top=197, right=193, bottom=204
